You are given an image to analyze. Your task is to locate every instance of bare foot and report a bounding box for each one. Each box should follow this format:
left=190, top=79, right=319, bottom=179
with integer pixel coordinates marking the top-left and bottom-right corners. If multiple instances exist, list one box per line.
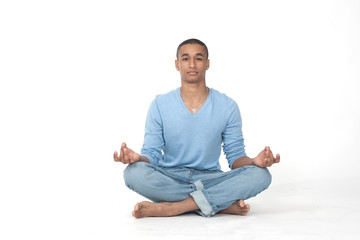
left=132, top=198, right=199, bottom=218
left=218, top=200, right=250, bottom=216
left=131, top=201, right=178, bottom=218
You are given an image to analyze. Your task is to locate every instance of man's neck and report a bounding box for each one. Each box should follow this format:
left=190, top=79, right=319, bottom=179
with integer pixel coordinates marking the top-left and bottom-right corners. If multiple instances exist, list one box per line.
left=180, top=81, right=208, bottom=105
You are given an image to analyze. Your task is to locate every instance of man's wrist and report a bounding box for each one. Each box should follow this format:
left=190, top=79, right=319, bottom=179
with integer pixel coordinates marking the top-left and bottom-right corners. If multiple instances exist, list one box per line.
left=232, top=156, right=254, bottom=169
left=250, top=157, right=255, bottom=166
left=139, top=155, right=150, bottom=164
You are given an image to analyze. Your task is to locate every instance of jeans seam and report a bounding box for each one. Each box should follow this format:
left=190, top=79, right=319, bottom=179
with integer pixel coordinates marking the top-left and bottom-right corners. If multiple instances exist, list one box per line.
left=151, top=165, right=191, bottom=184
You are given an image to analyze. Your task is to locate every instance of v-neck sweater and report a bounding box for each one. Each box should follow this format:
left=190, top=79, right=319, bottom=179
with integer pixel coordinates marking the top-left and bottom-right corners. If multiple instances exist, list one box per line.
left=141, top=88, right=246, bottom=170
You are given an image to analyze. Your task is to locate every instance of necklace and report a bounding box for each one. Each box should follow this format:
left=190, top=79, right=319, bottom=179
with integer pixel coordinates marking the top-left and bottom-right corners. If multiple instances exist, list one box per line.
left=180, top=87, right=209, bottom=114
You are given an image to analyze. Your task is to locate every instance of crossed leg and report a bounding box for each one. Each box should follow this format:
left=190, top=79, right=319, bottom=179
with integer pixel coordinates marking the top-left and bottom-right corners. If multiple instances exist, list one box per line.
left=132, top=197, right=250, bottom=218
left=124, top=162, right=268, bottom=218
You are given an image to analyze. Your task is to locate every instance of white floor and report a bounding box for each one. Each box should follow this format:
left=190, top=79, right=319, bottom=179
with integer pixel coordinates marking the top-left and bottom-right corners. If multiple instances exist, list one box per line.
left=4, top=175, right=359, bottom=240
left=114, top=177, right=360, bottom=240
left=1, top=160, right=360, bottom=240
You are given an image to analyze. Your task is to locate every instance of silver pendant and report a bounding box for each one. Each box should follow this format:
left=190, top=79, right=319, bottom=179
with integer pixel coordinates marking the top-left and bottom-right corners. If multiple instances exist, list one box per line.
left=192, top=108, right=196, bottom=114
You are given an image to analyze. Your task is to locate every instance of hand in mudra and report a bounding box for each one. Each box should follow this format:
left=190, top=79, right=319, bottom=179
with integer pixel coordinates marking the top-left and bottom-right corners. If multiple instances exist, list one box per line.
left=113, top=142, right=141, bottom=164
left=253, top=146, right=280, bottom=168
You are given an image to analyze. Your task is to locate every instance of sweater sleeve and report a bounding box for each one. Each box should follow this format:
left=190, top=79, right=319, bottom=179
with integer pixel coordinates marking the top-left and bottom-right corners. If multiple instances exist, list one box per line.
left=222, top=101, right=247, bottom=169
left=140, top=98, right=164, bottom=166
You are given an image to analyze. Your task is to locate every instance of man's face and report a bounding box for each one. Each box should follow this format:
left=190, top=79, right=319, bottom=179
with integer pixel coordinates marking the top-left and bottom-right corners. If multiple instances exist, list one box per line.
left=175, top=44, right=209, bottom=84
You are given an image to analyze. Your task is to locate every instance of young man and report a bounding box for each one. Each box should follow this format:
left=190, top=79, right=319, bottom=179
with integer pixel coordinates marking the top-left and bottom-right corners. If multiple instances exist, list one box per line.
left=113, top=39, right=280, bottom=218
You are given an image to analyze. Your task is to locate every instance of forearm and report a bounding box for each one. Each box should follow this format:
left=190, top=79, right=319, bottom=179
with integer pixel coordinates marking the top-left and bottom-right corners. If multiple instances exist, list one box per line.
left=231, top=156, right=254, bottom=169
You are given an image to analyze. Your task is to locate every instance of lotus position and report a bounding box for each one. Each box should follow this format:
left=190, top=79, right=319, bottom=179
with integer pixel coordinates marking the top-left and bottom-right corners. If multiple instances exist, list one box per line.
left=114, top=39, right=280, bottom=218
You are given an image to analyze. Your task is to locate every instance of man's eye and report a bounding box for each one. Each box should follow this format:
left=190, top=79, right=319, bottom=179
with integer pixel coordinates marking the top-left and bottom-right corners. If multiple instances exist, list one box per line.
left=196, top=58, right=203, bottom=61
left=182, top=58, right=188, bottom=61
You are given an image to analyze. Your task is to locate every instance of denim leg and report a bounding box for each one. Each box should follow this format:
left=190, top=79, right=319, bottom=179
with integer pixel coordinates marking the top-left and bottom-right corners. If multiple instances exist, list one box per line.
left=124, top=163, right=272, bottom=218
left=191, top=165, right=272, bottom=217
left=123, top=162, right=193, bottom=202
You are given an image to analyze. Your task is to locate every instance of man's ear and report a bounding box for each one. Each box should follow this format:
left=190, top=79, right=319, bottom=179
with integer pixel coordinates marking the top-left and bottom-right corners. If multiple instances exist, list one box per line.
left=175, top=59, right=179, bottom=71
left=206, top=59, right=210, bottom=70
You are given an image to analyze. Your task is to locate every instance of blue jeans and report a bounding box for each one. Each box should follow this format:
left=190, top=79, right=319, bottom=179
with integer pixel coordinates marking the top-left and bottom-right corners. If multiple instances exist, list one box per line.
left=124, top=162, right=272, bottom=217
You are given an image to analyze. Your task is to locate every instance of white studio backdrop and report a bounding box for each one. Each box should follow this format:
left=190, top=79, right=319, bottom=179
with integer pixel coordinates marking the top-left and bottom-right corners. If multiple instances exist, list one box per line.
left=0, top=0, right=359, bottom=239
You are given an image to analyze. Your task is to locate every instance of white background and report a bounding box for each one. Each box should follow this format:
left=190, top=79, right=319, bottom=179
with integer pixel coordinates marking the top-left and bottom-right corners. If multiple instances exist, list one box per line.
left=1, top=0, right=359, bottom=239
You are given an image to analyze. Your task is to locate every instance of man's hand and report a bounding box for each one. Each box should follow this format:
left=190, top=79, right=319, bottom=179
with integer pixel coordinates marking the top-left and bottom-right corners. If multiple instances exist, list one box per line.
left=252, top=146, right=280, bottom=168
left=113, top=142, right=141, bottom=164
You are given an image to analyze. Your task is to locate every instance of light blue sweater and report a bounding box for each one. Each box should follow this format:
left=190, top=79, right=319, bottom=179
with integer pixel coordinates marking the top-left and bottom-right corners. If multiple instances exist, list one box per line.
left=141, top=88, right=246, bottom=170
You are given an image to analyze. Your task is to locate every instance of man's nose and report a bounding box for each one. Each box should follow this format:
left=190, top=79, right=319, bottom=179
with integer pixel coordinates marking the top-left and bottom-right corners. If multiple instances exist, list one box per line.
left=189, top=59, right=195, bottom=68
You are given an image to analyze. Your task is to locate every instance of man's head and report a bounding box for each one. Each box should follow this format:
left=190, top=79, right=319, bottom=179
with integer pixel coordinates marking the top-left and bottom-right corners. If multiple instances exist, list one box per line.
left=176, top=38, right=209, bottom=60
left=175, top=39, right=210, bottom=84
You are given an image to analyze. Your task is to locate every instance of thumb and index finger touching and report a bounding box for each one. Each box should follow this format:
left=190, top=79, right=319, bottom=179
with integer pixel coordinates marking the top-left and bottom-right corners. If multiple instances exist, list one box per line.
left=264, top=146, right=280, bottom=164
left=113, top=142, right=128, bottom=162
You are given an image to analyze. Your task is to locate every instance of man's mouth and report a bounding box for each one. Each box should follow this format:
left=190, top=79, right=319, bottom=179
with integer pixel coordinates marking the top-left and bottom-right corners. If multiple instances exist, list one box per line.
left=187, top=71, right=198, bottom=75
